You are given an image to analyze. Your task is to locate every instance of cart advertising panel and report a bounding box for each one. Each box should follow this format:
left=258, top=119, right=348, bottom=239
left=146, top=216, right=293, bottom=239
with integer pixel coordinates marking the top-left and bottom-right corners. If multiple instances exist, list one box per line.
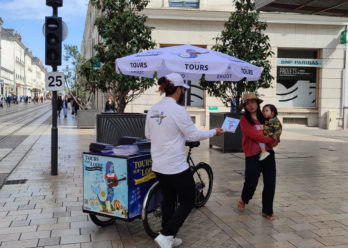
left=128, top=155, right=155, bottom=218
left=82, top=153, right=155, bottom=220
left=83, top=154, right=129, bottom=218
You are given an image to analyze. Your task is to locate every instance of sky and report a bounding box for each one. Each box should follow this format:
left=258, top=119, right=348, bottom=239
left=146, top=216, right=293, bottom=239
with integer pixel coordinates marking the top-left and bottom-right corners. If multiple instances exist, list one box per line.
left=0, top=0, right=89, bottom=70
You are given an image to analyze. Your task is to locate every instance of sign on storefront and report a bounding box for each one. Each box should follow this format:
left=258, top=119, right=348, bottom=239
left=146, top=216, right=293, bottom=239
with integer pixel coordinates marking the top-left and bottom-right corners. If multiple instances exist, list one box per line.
left=277, top=58, right=322, bottom=67
left=208, top=106, right=218, bottom=111
left=340, top=30, right=348, bottom=44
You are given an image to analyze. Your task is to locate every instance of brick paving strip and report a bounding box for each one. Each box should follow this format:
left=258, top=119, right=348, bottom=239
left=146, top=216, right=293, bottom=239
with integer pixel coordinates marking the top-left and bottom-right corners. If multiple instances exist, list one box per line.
left=1, top=120, right=348, bottom=247
left=0, top=110, right=52, bottom=189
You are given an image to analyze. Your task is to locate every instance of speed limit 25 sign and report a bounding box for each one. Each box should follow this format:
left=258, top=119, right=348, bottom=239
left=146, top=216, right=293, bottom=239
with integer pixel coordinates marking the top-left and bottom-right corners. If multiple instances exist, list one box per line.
left=45, top=72, right=65, bottom=91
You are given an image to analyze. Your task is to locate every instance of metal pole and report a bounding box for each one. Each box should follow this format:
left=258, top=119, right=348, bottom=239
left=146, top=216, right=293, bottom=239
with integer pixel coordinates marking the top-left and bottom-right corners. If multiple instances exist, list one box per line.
left=51, top=65, right=58, bottom=175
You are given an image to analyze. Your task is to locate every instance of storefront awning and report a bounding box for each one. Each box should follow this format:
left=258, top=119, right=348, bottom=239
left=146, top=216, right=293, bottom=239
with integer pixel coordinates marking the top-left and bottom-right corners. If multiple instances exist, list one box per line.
left=255, top=0, right=348, bottom=18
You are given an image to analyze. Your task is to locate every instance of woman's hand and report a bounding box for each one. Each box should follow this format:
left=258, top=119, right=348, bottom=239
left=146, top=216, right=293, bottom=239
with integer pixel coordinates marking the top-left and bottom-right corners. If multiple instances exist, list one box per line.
left=272, top=137, right=280, bottom=147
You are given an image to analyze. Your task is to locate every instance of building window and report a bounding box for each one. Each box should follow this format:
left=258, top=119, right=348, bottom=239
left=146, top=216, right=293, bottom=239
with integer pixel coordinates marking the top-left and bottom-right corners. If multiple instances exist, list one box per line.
left=169, top=0, right=199, bottom=8
left=276, top=49, right=320, bottom=108
left=185, top=80, right=204, bottom=107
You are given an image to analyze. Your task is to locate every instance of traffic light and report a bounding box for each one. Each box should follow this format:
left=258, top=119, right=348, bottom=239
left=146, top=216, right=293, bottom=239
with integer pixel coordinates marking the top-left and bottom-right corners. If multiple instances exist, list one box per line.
left=45, top=16, right=62, bottom=66
left=46, top=0, right=62, bottom=7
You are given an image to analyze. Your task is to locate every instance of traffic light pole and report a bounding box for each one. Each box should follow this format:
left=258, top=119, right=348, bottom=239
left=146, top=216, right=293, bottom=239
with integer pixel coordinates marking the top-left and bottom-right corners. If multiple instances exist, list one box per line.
left=51, top=4, right=59, bottom=175
left=51, top=65, right=58, bottom=175
left=46, top=0, right=63, bottom=175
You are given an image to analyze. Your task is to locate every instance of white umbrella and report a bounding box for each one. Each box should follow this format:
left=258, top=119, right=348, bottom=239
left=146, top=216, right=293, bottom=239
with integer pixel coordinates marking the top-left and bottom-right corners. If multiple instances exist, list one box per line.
left=115, top=44, right=262, bottom=81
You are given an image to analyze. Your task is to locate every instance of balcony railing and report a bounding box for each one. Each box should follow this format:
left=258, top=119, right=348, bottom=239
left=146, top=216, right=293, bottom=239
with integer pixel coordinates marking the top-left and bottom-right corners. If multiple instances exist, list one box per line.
left=169, top=0, right=199, bottom=8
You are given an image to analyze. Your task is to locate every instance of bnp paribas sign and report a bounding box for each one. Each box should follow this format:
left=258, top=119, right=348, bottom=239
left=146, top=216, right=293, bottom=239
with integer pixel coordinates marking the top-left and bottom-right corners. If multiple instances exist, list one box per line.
left=277, top=58, right=322, bottom=67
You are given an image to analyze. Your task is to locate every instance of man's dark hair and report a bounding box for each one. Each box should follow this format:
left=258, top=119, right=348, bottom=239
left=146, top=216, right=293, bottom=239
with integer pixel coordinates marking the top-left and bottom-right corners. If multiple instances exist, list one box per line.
left=158, top=76, right=179, bottom=96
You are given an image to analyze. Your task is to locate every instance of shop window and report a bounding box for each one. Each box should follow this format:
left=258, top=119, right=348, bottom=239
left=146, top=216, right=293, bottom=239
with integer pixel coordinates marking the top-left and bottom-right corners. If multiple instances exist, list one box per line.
left=185, top=80, right=204, bottom=107
left=169, top=0, right=199, bottom=8
left=276, top=49, right=320, bottom=108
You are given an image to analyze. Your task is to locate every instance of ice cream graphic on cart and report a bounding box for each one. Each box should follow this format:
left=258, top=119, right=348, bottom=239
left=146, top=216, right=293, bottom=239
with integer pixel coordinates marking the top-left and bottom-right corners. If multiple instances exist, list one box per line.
left=91, top=161, right=126, bottom=213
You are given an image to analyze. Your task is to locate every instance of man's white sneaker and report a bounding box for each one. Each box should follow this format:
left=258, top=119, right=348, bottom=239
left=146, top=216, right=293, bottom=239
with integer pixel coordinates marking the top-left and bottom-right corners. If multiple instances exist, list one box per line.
left=259, top=151, right=270, bottom=161
left=172, top=237, right=182, bottom=247
left=154, top=233, right=173, bottom=248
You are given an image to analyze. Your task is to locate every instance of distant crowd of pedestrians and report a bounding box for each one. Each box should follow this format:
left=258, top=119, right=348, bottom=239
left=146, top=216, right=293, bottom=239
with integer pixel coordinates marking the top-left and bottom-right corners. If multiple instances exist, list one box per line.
left=0, top=95, right=47, bottom=108
left=57, top=95, right=79, bottom=118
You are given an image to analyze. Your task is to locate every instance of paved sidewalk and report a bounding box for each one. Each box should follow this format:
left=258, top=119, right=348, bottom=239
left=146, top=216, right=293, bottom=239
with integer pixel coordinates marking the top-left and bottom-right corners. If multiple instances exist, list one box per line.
left=1, top=119, right=348, bottom=248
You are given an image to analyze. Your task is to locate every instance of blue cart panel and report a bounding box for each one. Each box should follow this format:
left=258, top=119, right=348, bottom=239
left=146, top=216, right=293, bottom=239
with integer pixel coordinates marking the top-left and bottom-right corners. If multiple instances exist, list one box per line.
left=83, top=153, right=155, bottom=220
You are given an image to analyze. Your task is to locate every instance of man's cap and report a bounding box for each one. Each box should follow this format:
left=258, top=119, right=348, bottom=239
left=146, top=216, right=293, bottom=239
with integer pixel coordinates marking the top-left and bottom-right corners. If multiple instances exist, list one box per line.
left=165, top=73, right=190, bottom=89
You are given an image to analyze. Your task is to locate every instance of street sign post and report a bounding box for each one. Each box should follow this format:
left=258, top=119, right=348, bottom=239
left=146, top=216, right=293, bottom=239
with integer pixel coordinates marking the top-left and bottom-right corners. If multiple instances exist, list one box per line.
left=45, top=72, right=65, bottom=91
left=45, top=0, right=64, bottom=176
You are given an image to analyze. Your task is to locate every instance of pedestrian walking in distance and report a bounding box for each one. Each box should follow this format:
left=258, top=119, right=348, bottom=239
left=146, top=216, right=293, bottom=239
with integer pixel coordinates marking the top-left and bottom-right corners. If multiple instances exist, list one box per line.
left=57, top=96, right=63, bottom=118
left=145, top=73, right=225, bottom=248
left=62, top=96, right=68, bottom=118
left=238, top=92, right=279, bottom=220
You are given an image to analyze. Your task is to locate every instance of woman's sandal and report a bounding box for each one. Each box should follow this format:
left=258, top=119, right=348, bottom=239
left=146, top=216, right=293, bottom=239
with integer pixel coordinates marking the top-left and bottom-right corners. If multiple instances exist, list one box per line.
left=262, top=213, right=275, bottom=221
left=238, top=199, right=245, bottom=212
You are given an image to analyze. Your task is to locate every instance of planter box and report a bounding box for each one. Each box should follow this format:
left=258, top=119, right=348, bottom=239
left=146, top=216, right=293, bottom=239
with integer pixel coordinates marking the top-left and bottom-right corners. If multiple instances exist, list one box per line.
left=209, top=112, right=242, bottom=153
left=77, top=110, right=97, bottom=129
left=96, top=113, right=146, bottom=145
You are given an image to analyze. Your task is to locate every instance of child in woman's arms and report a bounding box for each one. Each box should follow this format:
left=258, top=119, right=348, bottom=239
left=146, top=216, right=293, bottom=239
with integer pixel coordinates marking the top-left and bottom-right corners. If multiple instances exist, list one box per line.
left=259, top=104, right=282, bottom=161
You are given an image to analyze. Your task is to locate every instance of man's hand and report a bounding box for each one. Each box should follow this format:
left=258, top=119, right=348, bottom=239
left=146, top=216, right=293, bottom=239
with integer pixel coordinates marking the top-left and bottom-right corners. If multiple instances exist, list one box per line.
left=215, top=128, right=225, bottom=136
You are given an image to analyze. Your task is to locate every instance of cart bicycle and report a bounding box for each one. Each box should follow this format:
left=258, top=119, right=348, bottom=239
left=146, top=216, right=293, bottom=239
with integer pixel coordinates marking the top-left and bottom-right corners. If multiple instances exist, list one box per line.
left=83, top=141, right=213, bottom=239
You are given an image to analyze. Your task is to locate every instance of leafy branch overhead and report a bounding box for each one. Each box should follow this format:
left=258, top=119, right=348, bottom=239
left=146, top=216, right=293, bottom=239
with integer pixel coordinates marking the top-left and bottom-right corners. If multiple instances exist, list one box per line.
left=79, top=0, right=156, bottom=113
left=201, top=0, right=274, bottom=109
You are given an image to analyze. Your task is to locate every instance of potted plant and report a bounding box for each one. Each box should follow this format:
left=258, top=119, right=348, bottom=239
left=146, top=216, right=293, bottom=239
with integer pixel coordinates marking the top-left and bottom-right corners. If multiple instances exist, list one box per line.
left=63, top=45, right=98, bottom=129
left=201, top=0, right=274, bottom=152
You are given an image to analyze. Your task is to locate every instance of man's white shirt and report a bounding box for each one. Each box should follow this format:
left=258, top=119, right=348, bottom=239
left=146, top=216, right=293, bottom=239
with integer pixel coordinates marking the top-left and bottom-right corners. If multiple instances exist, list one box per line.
left=145, top=97, right=216, bottom=175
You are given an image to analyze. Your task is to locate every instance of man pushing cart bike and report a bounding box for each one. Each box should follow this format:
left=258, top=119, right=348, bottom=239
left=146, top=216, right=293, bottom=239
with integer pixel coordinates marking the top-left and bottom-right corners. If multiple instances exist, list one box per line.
left=144, top=73, right=224, bottom=248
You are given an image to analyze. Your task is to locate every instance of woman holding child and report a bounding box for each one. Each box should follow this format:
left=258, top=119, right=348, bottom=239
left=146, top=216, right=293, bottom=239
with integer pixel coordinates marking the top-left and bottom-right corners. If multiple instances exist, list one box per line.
left=238, top=92, right=282, bottom=220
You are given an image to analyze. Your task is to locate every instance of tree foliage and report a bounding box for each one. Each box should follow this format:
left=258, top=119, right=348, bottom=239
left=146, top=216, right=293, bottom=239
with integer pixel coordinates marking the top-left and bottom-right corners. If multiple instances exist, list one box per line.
left=79, top=0, right=156, bottom=113
left=200, top=0, right=274, bottom=110
left=63, top=44, right=93, bottom=110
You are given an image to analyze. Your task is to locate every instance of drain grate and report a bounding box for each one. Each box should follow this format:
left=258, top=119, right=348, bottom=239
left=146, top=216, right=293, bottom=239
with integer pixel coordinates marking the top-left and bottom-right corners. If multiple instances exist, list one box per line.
left=5, top=179, right=27, bottom=185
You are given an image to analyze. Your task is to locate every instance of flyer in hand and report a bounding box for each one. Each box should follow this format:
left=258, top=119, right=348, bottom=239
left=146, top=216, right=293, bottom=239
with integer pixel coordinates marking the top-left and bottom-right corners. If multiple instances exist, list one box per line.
left=221, top=117, right=240, bottom=133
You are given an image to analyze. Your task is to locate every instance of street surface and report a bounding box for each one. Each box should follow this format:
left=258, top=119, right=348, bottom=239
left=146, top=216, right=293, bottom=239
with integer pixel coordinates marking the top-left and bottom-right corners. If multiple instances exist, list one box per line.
left=0, top=114, right=348, bottom=247
left=0, top=102, right=51, bottom=188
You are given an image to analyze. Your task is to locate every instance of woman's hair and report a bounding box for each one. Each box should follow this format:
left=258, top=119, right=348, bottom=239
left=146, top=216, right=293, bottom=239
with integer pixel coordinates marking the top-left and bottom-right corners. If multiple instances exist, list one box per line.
left=243, top=102, right=265, bottom=125
left=263, top=104, right=278, bottom=117
left=158, top=76, right=179, bottom=96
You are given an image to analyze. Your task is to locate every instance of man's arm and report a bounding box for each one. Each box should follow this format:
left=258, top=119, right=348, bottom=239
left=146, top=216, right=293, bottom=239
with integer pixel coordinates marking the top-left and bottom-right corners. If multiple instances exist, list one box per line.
left=174, top=107, right=217, bottom=141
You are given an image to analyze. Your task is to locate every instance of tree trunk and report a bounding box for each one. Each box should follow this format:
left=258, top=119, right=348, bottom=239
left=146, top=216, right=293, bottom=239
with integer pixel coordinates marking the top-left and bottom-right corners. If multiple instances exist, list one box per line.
left=114, top=90, right=128, bottom=113
left=236, top=92, right=242, bottom=113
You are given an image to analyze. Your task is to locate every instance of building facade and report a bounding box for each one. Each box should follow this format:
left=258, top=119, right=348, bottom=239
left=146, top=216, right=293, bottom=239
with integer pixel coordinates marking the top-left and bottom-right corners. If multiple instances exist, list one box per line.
left=0, top=17, right=46, bottom=99
left=81, top=0, right=348, bottom=129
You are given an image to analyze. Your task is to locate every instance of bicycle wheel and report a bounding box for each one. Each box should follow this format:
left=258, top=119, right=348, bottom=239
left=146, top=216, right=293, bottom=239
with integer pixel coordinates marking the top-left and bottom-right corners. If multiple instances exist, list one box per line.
left=142, top=182, right=163, bottom=239
left=193, top=162, right=213, bottom=208
left=89, top=213, right=115, bottom=226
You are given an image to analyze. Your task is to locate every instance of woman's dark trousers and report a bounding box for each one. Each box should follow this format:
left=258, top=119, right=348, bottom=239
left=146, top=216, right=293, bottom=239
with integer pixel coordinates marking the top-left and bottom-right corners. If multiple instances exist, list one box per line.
left=241, top=151, right=276, bottom=215
left=155, top=168, right=195, bottom=236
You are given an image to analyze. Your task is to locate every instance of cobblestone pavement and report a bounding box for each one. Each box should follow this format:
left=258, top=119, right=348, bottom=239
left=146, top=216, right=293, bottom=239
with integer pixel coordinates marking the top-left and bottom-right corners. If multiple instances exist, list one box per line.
left=1, top=117, right=348, bottom=248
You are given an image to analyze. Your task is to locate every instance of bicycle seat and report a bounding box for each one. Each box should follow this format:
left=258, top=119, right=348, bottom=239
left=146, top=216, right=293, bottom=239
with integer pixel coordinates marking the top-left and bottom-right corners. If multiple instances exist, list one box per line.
left=185, top=141, right=200, bottom=148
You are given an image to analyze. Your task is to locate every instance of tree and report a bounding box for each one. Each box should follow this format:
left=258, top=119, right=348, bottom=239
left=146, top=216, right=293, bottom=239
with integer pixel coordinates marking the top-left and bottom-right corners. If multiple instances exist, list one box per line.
left=80, top=0, right=156, bottom=113
left=63, top=44, right=92, bottom=110
left=201, top=0, right=274, bottom=110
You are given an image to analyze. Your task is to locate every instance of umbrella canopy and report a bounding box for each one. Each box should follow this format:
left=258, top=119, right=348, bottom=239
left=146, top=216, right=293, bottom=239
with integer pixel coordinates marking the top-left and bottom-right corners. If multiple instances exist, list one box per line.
left=115, top=44, right=262, bottom=82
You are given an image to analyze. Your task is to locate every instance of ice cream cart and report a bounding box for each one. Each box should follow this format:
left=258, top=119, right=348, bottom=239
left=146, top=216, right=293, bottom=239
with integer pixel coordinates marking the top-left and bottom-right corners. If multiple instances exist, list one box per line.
left=82, top=152, right=156, bottom=220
